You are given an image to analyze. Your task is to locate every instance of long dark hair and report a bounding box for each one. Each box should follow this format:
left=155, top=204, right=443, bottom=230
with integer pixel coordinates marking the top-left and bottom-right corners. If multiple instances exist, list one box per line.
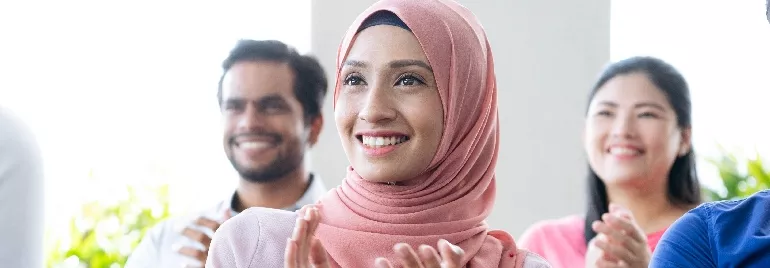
left=583, top=56, right=702, bottom=245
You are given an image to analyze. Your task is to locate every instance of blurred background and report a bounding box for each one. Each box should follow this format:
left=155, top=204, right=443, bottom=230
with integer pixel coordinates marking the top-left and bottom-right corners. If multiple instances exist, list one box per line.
left=0, top=0, right=767, bottom=267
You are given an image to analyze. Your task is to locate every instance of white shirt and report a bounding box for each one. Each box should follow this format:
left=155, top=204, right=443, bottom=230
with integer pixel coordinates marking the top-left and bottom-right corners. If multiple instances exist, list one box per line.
left=125, top=175, right=327, bottom=268
left=0, top=107, right=44, bottom=268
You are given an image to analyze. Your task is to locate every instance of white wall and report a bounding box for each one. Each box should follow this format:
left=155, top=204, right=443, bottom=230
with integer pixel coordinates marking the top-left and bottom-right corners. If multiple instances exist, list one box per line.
left=310, top=0, right=610, bottom=238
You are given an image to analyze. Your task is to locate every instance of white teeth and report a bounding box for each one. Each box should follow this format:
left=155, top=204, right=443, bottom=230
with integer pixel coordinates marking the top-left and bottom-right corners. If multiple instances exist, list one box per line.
left=239, top=141, right=270, bottom=149
left=362, top=135, right=407, bottom=147
left=609, top=147, right=640, bottom=156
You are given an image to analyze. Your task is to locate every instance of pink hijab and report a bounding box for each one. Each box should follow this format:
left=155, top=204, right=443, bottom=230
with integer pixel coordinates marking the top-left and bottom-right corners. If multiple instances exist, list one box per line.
left=316, top=0, right=518, bottom=267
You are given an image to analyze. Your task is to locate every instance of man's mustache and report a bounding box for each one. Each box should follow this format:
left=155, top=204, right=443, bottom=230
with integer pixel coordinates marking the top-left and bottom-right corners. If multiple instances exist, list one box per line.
left=228, top=132, right=282, bottom=144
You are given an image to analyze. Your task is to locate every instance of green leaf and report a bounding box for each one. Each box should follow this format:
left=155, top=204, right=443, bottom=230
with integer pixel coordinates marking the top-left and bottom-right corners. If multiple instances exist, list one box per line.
left=748, top=158, right=770, bottom=187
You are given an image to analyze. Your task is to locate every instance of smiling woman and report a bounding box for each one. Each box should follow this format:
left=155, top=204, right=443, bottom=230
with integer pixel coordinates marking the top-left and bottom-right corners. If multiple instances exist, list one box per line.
left=206, top=0, right=551, bottom=267
left=336, top=19, right=444, bottom=184
left=519, top=56, right=701, bottom=268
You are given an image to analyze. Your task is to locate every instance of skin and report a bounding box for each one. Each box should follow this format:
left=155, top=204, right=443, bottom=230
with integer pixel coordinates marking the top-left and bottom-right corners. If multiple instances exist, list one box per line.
left=583, top=73, right=692, bottom=268
left=285, top=25, right=459, bottom=267
left=335, top=25, right=444, bottom=184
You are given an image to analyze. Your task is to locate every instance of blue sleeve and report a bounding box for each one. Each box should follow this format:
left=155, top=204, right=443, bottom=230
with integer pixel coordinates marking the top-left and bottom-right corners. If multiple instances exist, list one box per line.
left=650, top=205, right=716, bottom=268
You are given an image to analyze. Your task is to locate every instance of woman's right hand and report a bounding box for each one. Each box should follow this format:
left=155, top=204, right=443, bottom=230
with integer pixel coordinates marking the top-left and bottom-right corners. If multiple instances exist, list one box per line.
left=587, top=204, right=651, bottom=268
left=284, top=205, right=331, bottom=268
left=374, top=239, right=464, bottom=268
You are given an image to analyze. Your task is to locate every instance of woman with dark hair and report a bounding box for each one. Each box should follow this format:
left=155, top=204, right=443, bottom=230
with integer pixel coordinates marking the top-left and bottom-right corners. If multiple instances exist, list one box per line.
left=519, top=56, right=702, bottom=268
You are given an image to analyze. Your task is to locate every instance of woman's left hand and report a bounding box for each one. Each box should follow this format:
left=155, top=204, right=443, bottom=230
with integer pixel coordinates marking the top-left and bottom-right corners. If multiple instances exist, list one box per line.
left=590, top=204, right=651, bottom=268
left=374, top=239, right=464, bottom=268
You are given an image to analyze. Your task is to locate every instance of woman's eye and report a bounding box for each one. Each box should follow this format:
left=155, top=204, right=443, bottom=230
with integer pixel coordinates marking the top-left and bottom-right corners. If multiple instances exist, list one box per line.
left=396, top=75, right=424, bottom=86
left=343, top=75, right=365, bottom=86
left=597, top=110, right=613, bottom=117
left=639, top=112, right=659, bottom=118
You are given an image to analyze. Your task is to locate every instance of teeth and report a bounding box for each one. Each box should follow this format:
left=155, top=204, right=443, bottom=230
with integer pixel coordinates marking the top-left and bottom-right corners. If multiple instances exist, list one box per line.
left=239, top=141, right=270, bottom=149
left=609, top=147, right=640, bottom=156
left=362, top=135, right=407, bottom=147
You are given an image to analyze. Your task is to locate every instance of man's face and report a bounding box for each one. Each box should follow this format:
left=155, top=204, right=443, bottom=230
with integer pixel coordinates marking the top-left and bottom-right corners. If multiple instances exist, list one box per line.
left=219, top=61, right=316, bottom=183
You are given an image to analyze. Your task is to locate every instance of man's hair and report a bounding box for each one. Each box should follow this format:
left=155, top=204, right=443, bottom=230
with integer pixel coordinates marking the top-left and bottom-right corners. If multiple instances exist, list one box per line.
left=217, top=40, right=328, bottom=122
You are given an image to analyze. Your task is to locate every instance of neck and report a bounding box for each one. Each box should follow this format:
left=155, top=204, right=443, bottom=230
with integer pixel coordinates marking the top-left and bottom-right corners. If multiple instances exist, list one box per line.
left=234, top=167, right=310, bottom=212
left=605, top=183, right=691, bottom=234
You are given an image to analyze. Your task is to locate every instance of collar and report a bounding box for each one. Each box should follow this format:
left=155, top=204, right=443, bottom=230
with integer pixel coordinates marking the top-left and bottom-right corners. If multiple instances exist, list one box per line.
left=224, top=173, right=327, bottom=218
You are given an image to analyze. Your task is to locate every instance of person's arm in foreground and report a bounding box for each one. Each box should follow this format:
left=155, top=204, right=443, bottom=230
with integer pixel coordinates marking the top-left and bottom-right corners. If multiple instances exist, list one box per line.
left=649, top=206, right=715, bottom=268
left=0, top=109, right=44, bottom=268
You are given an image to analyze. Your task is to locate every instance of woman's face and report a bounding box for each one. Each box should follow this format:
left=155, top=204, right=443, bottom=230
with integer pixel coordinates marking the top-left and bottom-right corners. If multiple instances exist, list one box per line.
left=584, top=72, right=690, bottom=188
left=335, top=25, right=444, bottom=184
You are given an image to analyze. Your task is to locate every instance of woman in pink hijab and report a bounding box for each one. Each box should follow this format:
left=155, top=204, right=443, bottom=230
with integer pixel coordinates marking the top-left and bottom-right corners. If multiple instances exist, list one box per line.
left=206, top=0, right=550, bottom=267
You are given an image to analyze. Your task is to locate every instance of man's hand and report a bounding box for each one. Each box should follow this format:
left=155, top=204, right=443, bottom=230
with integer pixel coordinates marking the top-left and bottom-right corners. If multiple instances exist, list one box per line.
left=176, top=217, right=221, bottom=267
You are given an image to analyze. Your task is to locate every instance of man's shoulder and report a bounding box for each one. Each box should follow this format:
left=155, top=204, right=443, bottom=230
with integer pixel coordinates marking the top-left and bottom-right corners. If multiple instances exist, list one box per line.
left=696, top=190, right=770, bottom=223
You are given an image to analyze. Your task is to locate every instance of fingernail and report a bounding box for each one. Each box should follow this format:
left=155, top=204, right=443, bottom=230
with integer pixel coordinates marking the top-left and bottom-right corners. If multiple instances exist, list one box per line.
left=418, top=244, right=431, bottom=252
left=171, top=243, right=182, bottom=252
left=292, top=218, right=302, bottom=238
left=441, top=239, right=463, bottom=255
left=393, top=243, right=409, bottom=254
left=304, top=207, right=313, bottom=220
left=374, top=257, right=389, bottom=268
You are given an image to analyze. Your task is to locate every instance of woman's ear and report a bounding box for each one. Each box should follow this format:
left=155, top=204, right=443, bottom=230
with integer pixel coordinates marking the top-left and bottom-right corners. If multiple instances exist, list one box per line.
left=678, top=127, right=692, bottom=156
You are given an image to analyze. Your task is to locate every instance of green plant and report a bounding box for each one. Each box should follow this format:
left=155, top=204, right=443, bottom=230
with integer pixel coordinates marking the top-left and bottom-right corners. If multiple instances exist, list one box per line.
left=46, top=182, right=171, bottom=268
left=703, top=146, right=770, bottom=201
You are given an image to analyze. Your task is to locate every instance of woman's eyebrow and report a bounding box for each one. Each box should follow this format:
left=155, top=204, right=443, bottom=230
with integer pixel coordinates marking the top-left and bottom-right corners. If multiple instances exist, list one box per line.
left=389, top=59, right=432, bottom=71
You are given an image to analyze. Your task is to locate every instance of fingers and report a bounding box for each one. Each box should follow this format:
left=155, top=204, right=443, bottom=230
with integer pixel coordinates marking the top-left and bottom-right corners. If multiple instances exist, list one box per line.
left=181, top=227, right=212, bottom=247
left=285, top=205, right=322, bottom=268
left=608, top=203, right=633, bottom=220
left=602, top=213, right=646, bottom=243
left=437, top=239, right=463, bottom=268
left=305, top=206, right=321, bottom=239
left=176, top=246, right=207, bottom=262
left=194, top=217, right=221, bottom=232
left=299, top=206, right=321, bottom=265
left=284, top=238, right=299, bottom=268
left=375, top=257, right=394, bottom=268
left=592, top=221, right=634, bottom=249
left=594, top=238, right=635, bottom=263
left=386, top=240, right=464, bottom=268
left=394, top=243, right=424, bottom=268
left=292, top=213, right=310, bottom=266
left=417, top=245, right=441, bottom=268
left=309, top=237, right=331, bottom=268
left=596, top=258, right=628, bottom=268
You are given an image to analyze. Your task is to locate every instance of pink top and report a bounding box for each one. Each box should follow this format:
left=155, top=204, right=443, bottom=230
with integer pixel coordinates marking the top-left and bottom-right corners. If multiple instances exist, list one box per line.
left=518, top=215, right=667, bottom=268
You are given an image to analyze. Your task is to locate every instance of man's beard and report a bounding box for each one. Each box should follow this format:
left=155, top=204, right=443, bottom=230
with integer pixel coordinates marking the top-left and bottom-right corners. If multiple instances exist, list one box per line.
left=226, top=134, right=304, bottom=183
